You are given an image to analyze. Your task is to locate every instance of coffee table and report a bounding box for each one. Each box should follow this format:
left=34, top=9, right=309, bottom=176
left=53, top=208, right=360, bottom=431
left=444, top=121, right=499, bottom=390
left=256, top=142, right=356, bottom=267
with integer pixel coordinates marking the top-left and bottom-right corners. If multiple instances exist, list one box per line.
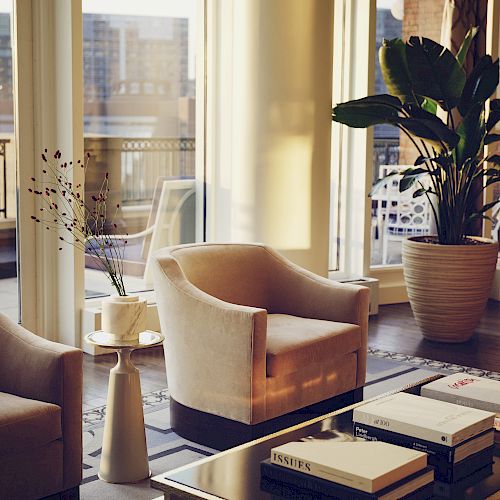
left=151, top=374, right=500, bottom=499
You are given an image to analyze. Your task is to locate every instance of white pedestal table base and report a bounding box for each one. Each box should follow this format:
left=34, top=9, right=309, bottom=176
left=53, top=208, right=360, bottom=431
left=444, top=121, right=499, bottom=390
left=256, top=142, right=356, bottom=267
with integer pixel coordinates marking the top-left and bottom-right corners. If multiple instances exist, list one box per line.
left=99, top=348, right=151, bottom=483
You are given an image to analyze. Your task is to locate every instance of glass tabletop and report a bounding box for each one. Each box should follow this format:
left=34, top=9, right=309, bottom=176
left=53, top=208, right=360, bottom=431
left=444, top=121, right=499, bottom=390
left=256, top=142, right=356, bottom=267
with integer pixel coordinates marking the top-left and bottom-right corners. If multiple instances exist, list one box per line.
left=151, top=375, right=500, bottom=499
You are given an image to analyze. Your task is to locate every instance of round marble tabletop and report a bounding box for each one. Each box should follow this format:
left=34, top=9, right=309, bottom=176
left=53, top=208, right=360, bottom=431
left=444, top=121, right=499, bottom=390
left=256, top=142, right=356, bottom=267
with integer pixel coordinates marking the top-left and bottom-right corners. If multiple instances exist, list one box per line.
left=85, top=330, right=164, bottom=349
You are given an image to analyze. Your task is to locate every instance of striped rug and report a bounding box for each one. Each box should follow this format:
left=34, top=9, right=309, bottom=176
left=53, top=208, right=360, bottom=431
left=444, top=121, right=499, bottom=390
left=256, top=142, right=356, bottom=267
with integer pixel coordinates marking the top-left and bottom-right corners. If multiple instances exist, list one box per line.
left=80, top=349, right=500, bottom=499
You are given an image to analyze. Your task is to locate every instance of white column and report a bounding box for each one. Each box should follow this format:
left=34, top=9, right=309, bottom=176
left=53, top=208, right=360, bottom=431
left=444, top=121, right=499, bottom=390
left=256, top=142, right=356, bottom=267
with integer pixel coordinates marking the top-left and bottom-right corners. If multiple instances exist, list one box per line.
left=206, top=0, right=333, bottom=276
left=331, top=0, right=376, bottom=279
left=13, top=0, right=84, bottom=344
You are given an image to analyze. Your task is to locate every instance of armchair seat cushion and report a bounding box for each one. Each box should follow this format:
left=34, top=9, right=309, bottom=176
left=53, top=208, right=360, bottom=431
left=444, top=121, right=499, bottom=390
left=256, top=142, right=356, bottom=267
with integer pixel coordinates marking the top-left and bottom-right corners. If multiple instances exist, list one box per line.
left=266, top=314, right=361, bottom=377
left=0, top=392, right=61, bottom=457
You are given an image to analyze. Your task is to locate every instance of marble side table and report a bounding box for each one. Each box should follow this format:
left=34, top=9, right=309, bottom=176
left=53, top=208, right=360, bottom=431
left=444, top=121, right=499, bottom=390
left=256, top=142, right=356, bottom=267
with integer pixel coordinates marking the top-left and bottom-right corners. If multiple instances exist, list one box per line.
left=85, top=330, right=164, bottom=483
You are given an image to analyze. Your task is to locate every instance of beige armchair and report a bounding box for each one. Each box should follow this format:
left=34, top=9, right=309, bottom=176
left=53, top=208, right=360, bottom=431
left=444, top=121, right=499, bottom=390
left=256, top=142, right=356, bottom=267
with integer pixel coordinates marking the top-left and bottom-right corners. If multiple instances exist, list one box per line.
left=0, top=314, right=83, bottom=499
left=153, top=243, right=369, bottom=447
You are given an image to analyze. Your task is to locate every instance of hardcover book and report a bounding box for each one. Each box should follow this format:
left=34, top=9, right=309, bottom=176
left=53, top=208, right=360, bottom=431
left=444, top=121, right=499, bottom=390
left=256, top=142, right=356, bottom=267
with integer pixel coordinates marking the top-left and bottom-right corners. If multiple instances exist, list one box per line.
left=269, top=440, right=427, bottom=493
left=353, top=422, right=495, bottom=482
left=353, top=392, right=495, bottom=447
left=353, top=423, right=494, bottom=463
left=421, top=373, right=500, bottom=415
left=261, top=460, right=434, bottom=500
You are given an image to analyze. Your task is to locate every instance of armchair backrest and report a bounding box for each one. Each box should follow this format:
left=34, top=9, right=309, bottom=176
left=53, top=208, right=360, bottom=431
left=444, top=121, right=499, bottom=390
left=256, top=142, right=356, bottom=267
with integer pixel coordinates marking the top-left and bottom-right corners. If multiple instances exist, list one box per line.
left=165, top=243, right=274, bottom=310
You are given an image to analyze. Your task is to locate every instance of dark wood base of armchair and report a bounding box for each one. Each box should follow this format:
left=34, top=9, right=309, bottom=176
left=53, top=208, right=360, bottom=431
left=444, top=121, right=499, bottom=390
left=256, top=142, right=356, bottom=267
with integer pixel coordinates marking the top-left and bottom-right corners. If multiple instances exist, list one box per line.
left=170, top=387, right=363, bottom=450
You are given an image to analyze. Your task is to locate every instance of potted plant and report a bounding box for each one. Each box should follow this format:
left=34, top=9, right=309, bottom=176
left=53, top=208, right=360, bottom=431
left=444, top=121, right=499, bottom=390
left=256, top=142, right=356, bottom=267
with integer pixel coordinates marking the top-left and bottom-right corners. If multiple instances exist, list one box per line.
left=29, top=150, right=146, bottom=341
left=332, top=28, right=500, bottom=342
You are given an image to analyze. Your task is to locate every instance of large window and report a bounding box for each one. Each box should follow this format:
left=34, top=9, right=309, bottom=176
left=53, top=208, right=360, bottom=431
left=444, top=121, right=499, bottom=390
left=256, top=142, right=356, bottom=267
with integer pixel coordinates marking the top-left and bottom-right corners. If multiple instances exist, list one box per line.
left=82, top=1, right=198, bottom=297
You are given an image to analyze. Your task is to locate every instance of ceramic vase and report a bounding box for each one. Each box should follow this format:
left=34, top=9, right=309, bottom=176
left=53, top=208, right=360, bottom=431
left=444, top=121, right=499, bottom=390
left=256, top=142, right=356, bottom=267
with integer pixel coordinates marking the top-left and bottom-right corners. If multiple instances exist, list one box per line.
left=402, top=236, right=498, bottom=343
left=101, top=295, right=147, bottom=341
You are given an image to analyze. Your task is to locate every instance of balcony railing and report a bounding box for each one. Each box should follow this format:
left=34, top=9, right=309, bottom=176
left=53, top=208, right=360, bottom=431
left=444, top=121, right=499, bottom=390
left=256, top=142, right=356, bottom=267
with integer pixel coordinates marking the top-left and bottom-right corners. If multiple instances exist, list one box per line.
left=0, top=135, right=396, bottom=216
left=84, top=137, right=195, bottom=205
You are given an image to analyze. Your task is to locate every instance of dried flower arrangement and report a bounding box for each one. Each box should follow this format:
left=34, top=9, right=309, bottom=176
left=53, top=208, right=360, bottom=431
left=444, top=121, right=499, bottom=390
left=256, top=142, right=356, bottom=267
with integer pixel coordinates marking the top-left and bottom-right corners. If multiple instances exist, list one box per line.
left=29, top=149, right=128, bottom=296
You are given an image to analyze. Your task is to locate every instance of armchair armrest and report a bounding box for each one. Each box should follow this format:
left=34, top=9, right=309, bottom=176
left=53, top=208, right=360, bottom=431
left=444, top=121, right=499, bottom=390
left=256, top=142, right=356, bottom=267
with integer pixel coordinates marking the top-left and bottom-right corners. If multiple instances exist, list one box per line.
left=0, top=314, right=83, bottom=490
left=265, top=248, right=369, bottom=324
left=153, top=252, right=267, bottom=424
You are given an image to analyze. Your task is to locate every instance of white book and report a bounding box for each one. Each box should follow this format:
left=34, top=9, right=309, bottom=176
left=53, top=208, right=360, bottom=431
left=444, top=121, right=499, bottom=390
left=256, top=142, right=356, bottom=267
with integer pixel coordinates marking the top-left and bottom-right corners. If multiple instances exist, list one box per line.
left=421, top=373, right=500, bottom=415
left=353, top=392, right=495, bottom=447
left=270, top=440, right=427, bottom=494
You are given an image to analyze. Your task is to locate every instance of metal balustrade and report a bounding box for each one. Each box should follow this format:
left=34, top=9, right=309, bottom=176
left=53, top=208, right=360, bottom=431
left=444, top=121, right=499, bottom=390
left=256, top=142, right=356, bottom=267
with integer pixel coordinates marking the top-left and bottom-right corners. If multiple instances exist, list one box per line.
left=84, top=137, right=196, bottom=205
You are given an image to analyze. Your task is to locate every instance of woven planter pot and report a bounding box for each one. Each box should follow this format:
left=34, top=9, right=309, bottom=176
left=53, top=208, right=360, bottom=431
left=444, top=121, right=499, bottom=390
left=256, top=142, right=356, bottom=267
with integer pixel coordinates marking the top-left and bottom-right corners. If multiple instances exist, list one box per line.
left=402, top=236, right=499, bottom=343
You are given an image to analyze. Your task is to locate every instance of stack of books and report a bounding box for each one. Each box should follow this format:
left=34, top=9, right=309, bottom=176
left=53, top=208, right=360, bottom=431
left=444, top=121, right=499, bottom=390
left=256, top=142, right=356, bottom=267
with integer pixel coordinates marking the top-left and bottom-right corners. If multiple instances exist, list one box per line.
left=420, top=373, right=500, bottom=441
left=260, top=433, right=434, bottom=499
left=353, top=392, right=496, bottom=483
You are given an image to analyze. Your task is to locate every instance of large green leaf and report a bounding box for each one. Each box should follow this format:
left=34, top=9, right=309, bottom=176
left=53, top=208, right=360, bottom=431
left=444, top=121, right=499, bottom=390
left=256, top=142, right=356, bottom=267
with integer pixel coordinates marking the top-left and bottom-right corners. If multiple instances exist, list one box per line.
left=406, top=36, right=466, bottom=110
left=485, top=133, right=500, bottom=145
left=332, top=95, right=402, bottom=128
left=474, top=200, right=500, bottom=216
left=396, top=106, right=459, bottom=150
left=486, top=99, right=500, bottom=132
left=413, top=187, right=428, bottom=198
left=456, top=103, right=485, bottom=167
left=485, top=175, right=500, bottom=188
left=399, top=167, right=428, bottom=191
left=456, top=27, right=479, bottom=66
left=369, top=171, right=400, bottom=196
left=458, top=56, right=500, bottom=116
left=486, top=155, right=500, bottom=164
left=414, top=153, right=451, bottom=167
left=379, top=38, right=417, bottom=104
left=421, top=98, right=438, bottom=115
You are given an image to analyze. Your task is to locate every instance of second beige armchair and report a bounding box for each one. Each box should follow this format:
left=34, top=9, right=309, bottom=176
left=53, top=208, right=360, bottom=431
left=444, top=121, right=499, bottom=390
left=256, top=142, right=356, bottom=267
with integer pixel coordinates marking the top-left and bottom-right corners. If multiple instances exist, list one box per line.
left=0, top=314, right=83, bottom=499
left=153, top=243, right=369, bottom=448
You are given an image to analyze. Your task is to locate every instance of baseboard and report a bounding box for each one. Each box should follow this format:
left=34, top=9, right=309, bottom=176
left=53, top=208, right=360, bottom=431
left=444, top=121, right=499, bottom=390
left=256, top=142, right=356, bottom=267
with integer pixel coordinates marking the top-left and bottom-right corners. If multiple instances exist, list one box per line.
left=369, top=267, right=408, bottom=305
left=378, top=282, right=408, bottom=304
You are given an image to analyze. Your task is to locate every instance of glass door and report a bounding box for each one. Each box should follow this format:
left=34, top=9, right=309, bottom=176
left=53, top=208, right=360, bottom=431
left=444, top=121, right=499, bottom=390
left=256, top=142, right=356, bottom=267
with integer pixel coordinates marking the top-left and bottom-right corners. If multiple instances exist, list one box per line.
left=82, top=0, right=198, bottom=297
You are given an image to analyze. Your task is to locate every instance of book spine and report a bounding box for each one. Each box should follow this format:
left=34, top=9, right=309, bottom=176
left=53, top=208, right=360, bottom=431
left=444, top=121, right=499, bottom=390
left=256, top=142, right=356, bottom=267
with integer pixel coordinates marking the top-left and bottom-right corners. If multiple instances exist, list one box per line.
left=260, top=475, right=435, bottom=500
left=421, top=387, right=500, bottom=415
left=270, top=450, right=371, bottom=491
left=353, top=407, right=452, bottom=445
left=354, top=423, right=456, bottom=482
left=354, top=424, right=495, bottom=483
left=353, top=422, right=454, bottom=462
left=261, top=462, right=372, bottom=499
left=260, top=475, right=365, bottom=500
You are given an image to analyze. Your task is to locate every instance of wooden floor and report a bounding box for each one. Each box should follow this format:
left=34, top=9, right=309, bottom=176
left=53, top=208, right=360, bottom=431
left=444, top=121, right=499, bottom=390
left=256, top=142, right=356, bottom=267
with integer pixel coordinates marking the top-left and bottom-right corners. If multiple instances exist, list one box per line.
left=83, top=300, right=500, bottom=409
left=369, top=299, right=500, bottom=373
